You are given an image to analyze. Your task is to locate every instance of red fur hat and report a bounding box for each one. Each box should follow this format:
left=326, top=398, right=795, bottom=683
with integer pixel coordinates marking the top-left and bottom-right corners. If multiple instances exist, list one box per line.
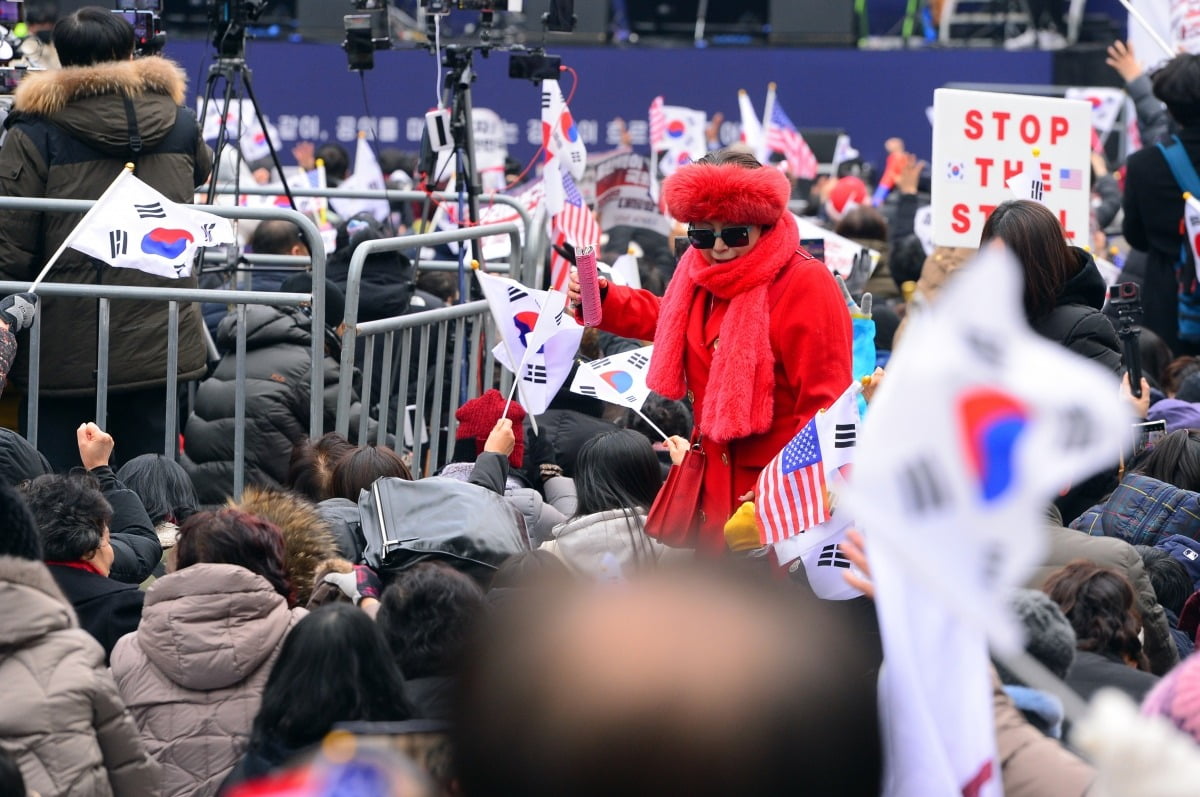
left=455, top=389, right=526, bottom=468
left=663, top=162, right=792, bottom=226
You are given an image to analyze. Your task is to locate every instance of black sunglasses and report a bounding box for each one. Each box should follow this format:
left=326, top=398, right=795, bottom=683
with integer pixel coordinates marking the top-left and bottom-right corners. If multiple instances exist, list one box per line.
left=686, top=226, right=752, bottom=250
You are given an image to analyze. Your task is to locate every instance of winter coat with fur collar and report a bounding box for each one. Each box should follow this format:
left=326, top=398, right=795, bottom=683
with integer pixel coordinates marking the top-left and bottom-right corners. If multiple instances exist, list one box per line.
left=0, top=57, right=212, bottom=395
left=111, top=564, right=306, bottom=797
left=0, top=556, right=159, bottom=797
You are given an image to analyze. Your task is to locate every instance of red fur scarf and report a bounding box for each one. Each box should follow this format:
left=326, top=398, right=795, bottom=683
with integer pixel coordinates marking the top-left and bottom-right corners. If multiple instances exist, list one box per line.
left=647, top=217, right=800, bottom=442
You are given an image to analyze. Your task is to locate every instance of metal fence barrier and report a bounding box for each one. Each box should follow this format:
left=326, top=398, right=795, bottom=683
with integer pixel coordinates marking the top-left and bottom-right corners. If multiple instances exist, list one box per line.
left=0, top=198, right=326, bottom=500
left=210, top=185, right=542, bottom=286
left=336, top=223, right=522, bottom=477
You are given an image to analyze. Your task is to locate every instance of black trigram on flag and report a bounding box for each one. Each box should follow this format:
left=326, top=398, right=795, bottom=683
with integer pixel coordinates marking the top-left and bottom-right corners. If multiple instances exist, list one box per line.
left=200, top=222, right=217, bottom=244
left=899, top=456, right=947, bottom=515
left=1028, top=180, right=1044, bottom=201
left=1059, top=406, right=1095, bottom=450
left=965, top=330, right=1004, bottom=367
left=570, top=151, right=583, bottom=165
left=507, top=285, right=528, bottom=302
left=108, top=230, right=128, bottom=258
left=554, top=308, right=565, bottom=327
left=134, top=202, right=166, bottom=219
left=540, top=91, right=551, bottom=111
left=523, top=364, right=548, bottom=384
left=591, top=357, right=612, bottom=369
left=624, top=395, right=639, bottom=404
left=834, top=423, right=856, bottom=449
left=577, top=384, right=598, bottom=397
left=817, top=544, right=851, bottom=568
left=627, top=352, right=650, bottom=370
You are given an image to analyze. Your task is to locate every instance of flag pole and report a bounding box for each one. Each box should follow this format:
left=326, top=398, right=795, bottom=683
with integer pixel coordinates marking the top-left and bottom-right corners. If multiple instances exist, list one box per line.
left=633, top=407, right=671, bottom=443
left=29, top=163, right=135, bottom=292
left=1116, top=0, right=1175, bottom=59
left=501, top=287, right=559, bottom=419
left=760, top=82, right=777, bottom=164
left=474, top=261, right=538, bottom=425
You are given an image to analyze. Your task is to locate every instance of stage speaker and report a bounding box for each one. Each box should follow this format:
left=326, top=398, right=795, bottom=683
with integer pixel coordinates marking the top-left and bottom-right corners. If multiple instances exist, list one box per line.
left=519, top=0, right=609, bottom=43
left=296, top=0, right=346, bottom=44
left=768, top=0, right=855, bottom=46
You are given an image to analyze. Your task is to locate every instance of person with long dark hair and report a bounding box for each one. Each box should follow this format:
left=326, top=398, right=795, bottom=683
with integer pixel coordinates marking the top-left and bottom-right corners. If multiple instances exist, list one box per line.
left=111, top=509, right=306, bottom=797
left=116, top=453, right=199, bottom=575
left=221, top=603, right=414, bottom=790
left=541, top=430, right=672, bottom=576
left=568, top=148, right=853, bottom=553
left=979, top=200, right=1121, bottom=374
left=1043, top=560, right=1159, bottom=702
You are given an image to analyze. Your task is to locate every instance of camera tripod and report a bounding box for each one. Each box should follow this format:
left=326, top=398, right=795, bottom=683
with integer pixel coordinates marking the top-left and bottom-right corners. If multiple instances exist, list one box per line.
left=198, top=55, right=296, bottom=211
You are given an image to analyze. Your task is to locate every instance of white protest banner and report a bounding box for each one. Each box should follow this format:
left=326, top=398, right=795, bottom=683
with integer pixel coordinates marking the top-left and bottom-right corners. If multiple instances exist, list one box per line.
left=931, top=89, right=1091, bottom=247
left=794, top=215, right=878, bottom=281
left=1172, top=0, right=1200, bottom=54
left=593, top=151, right=671, bottom=236
left=473, top=108, right=510, bottom=193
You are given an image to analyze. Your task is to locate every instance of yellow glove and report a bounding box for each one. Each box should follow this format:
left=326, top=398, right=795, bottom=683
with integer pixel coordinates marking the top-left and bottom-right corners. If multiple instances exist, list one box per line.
left=724, top=501, right=762, bottom=552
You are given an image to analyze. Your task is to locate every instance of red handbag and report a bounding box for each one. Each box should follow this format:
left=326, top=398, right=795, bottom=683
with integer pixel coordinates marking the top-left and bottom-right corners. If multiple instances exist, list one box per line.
left=644, top=443, right=706, bottom=548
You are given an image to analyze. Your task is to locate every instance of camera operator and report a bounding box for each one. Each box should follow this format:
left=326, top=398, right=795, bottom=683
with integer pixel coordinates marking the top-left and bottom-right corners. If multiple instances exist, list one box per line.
left=0, top=6, right=213, bottom=469
left=20, top=1, right=60, bottom=69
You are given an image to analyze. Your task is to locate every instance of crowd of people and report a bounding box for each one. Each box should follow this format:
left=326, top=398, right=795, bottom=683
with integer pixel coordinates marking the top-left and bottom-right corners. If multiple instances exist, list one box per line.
left=7, top=3, right=1200, bottom=796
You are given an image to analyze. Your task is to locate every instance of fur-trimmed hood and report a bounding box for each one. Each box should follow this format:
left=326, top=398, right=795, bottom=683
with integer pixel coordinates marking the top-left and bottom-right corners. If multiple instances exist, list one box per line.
left=12, top=56, right=189, bottom=155
left=230, top=487, right=338, bottom=606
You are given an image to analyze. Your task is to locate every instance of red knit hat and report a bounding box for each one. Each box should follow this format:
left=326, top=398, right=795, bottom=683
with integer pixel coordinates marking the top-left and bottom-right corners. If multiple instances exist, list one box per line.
left=663, top=162, right=791, bottom=226
left=825, top=176, right=867, bottom=222
left=455, top=389, right=526, bottom=468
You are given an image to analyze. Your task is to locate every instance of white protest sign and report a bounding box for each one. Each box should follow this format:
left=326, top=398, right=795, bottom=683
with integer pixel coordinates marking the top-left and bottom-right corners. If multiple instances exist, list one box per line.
left=931, top=89, right=1092, bottom=247
left=594, top=151, right=671, bottom=236
left=473, top=108, right=510, bottom=193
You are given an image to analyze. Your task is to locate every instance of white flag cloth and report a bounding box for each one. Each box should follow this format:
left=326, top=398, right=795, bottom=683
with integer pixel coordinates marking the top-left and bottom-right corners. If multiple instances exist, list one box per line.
left=68, top=169, right=235, bottom=279
left=655, top=105, right=707, bottom=181
left=738, top=89, right=765, bottom=162
left=1006, top=162, right=1052, bottom=207
left=840, top=245, right=1130, bottom=797
left=476, top=269, right=582, bottom=415
left=1185, top=194, right=1200, bottom=268
left=569, top=345, right=654, bottom=411
left=330, top=135, right=390, bottom=224
left=1064, top=87, right=1126, bottom=136
left=541, top=79, right=588, bottom=181
left=609, top=251, right=641, bottom=289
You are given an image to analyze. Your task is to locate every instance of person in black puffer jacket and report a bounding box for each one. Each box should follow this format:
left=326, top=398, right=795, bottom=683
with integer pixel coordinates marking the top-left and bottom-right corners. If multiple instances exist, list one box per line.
left=182, top=277, right=377, bottom=504
left=980, top=199, right=1122, bottom=375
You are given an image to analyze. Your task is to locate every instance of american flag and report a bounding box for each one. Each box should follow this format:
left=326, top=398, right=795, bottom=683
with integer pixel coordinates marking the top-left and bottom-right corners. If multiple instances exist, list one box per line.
left=755, top=417, right=830, bottom=545
left=649, top=95, right=666, bottom=151
left=550, top=168, right=601, bottom=291
left=765, top=100, right=818, bottom=180
left=1059, top=168, right=1083, bottom=190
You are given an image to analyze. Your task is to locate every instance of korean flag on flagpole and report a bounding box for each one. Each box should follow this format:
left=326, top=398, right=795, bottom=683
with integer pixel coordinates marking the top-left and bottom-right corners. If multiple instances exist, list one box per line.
left=839, top=245, right=1130, bottom=797
left=66, top=168, right=235, bottom=280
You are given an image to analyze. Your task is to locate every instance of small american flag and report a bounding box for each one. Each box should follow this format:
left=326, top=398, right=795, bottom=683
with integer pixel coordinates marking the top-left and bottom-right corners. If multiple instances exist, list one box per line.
left=1059, top=168, right=1083, bottom=190
left=766, top=100, right=818, bottom=180
left=755, top=418, right=830, bottom=545
left=550, top=168, right=601, bottom=291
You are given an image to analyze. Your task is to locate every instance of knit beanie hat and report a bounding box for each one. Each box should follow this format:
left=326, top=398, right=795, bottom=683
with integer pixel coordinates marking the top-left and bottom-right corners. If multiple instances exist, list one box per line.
left=825, top=176, right=867, bottom=222
left=1142, top=650, right=1200, bottom=745
left=0, top=481, right=42, bottom=561
left=1159, top=534, right=1200, bottom=591
left=455, top=389, right=526, bottom=468
left=1009, top=589, right=1077, bottom=681
left=279, top=273, right=347, bottom=332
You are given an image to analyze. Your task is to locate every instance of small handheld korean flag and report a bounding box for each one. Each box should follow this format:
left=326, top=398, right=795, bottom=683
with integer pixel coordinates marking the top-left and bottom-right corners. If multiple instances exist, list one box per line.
left=61, top=167, right=235, bottom=282
left=570, top=345, right=654, bottom=410
left=1185, top=193, right=1200, bottom=268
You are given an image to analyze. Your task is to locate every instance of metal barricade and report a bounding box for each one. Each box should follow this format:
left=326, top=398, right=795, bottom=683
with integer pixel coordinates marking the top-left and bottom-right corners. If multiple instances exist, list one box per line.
left=211, top=185, right=541, bottom=286
left=335, top=223, right=522, bottom=477
left=0, top=197, right=326, bottom=500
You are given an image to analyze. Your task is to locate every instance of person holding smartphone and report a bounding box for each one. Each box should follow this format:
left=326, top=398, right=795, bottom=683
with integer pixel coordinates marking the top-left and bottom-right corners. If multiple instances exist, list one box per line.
left=568, top=148, right=852, bottom=553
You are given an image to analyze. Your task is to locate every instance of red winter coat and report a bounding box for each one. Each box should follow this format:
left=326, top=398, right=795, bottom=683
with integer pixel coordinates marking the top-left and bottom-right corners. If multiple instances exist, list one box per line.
left=599, top=251, right=853, bottom=551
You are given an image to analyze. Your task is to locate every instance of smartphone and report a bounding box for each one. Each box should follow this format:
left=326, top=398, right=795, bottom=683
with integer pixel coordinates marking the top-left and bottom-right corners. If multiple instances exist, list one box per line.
left=800, top=238, right=826, bottom=263
left=1132, top=419, right=1167, bottom=459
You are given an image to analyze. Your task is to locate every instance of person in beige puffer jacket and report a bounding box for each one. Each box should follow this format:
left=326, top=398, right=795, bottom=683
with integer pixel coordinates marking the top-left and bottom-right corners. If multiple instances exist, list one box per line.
left=111, top=510, right=306, bottom=797
left=0, top=555, right=159, bottom=797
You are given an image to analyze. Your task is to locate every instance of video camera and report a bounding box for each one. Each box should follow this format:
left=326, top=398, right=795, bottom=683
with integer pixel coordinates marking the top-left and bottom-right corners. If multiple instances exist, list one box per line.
left=343, top=0, right=390, bottom=71
left=1108, top=281, right=1144, bottom=398
left=114, top=0, right=166, bottom=57
left=209, top=0, right=269, bottom=59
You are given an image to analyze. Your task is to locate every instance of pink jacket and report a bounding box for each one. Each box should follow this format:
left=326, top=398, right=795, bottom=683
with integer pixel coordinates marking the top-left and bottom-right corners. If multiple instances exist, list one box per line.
left=111, top=563, right=306, bottom=797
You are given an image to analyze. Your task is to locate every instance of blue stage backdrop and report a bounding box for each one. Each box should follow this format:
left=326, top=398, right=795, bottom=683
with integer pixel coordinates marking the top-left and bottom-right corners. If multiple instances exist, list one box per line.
left=168, top=40, right=1051, bottom=172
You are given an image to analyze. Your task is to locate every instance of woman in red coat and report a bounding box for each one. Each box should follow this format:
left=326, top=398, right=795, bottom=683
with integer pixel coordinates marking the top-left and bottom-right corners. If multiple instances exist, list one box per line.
left=571, top=149, right=852, bottom=552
